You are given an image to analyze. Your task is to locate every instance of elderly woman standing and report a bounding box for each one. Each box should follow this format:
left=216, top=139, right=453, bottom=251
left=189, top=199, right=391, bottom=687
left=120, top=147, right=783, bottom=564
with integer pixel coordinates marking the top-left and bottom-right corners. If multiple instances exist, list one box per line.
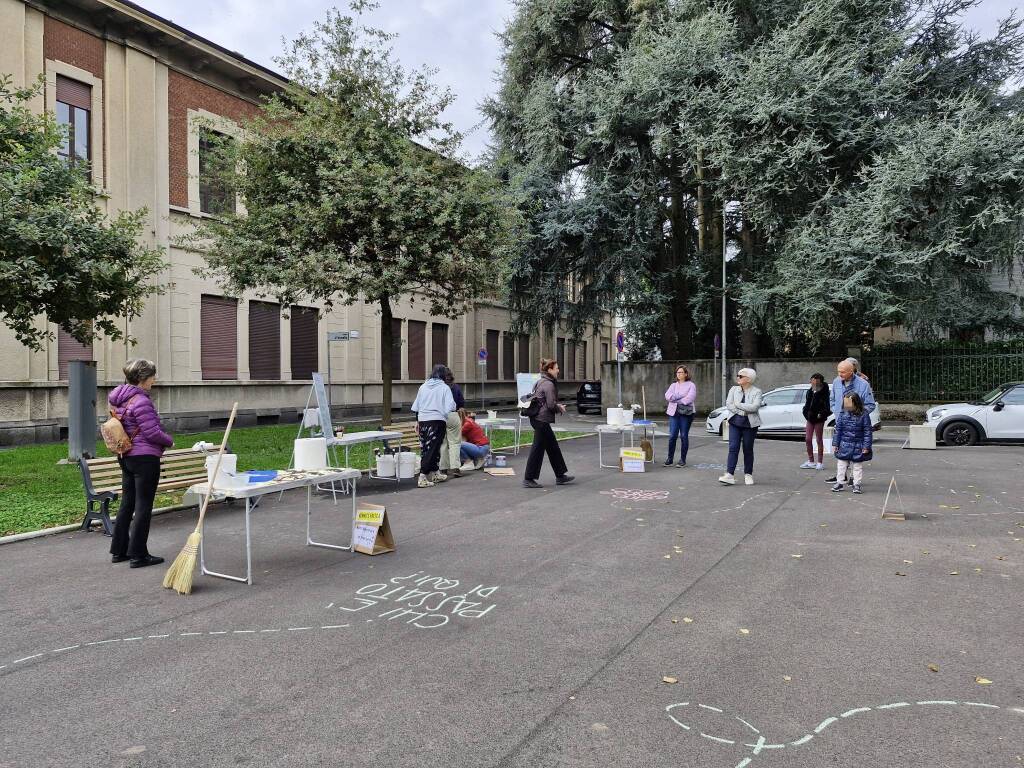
left=719, top=367, right=763, bottom=486
left=108, top=359, right=173, bottom=568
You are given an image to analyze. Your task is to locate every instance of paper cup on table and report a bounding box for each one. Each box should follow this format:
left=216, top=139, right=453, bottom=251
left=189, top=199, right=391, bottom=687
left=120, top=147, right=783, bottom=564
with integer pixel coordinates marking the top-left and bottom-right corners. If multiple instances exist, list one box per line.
left=487, top=410, right=498, bottom=420
left=294, top=437, right=328, bottom=470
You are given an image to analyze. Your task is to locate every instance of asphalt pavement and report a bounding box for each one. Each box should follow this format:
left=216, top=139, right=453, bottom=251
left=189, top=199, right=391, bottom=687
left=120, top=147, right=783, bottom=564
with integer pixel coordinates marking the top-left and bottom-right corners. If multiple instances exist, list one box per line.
left=1, top=428, right=1021, bottom=768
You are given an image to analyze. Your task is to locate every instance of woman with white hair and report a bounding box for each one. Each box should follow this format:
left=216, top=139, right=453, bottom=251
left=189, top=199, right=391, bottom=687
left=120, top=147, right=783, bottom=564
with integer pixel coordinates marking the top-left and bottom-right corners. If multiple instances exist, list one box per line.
left=719, top=367, right=763, bottom=486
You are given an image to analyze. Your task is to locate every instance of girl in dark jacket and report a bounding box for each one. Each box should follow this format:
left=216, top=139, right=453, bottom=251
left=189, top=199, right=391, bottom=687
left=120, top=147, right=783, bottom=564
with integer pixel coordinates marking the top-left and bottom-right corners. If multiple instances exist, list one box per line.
left=523, top=359, right=574, bottom=489
left=830, top=392, right=873, bottom=494
left=800, top=373, right=831, bottom=470
left=107, top=358, right=174, bottom=568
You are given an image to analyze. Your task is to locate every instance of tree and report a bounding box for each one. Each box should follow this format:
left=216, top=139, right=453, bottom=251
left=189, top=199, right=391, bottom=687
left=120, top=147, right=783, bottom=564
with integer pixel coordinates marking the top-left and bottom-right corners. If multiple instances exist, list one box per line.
left=488, top=0, right=1024, bottom=357
left=188, top=4, right=519, bottom=422
left=0, top=76, right=165, bottom=350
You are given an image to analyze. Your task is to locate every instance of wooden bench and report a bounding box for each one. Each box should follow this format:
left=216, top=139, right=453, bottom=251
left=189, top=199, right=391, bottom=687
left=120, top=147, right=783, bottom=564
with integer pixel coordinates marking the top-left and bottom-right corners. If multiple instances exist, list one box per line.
left=78, top=448, right=208, bottom=534
left=379, top=421, right=420, bottom=450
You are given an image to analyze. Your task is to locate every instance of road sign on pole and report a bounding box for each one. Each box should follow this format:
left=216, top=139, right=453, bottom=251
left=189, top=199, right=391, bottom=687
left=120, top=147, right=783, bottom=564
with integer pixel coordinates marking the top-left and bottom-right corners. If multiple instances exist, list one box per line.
left=616, top=331, right=625, bottom=353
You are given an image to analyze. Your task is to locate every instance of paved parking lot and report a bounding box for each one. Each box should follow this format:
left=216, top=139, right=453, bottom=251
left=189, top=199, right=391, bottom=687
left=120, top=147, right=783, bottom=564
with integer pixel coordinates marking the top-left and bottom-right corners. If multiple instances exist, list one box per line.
left=1, top=428, right=1021, bottom=767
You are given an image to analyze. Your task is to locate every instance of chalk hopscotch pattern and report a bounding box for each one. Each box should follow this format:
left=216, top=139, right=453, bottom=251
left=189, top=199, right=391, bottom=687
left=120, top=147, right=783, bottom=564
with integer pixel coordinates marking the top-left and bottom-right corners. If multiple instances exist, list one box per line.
left=601, top=489, right=672, bottom=502
left=665, top=698, right=1018, bottom=768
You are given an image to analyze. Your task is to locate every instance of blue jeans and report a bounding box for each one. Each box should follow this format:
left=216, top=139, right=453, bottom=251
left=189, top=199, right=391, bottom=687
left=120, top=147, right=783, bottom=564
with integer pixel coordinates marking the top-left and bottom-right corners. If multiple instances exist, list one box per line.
left=727, top=423, right=758, bottom=475
left=667, top=413, right=694, bottom=463
left=460, top=442, right=490, bottom=463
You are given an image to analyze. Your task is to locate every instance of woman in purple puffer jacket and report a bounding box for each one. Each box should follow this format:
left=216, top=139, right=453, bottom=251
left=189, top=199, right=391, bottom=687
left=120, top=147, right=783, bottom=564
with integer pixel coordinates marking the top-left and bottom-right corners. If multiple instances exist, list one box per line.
left=107, top=359, right=173, bottom=568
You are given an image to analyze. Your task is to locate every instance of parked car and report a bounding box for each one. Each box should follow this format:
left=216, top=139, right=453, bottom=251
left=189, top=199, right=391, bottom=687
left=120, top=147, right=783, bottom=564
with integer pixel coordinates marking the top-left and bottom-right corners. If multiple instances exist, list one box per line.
left=926, top=382, right=1024, bottom=446
left=576, top=382, right=602, bottom=414
left=705, top=383, right=882, bottom=436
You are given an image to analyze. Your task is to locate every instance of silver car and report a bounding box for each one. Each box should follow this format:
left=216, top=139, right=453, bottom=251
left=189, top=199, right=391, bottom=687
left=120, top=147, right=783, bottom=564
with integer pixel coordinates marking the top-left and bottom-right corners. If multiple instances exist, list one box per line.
left=705, top=384, right=882, bottom=436
left=925, top=382, right=1024, bottom=446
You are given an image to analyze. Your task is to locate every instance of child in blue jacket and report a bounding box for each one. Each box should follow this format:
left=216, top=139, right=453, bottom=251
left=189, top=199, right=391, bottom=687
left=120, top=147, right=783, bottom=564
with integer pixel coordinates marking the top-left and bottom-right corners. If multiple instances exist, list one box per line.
left=831, top=392, right=873, bottom=494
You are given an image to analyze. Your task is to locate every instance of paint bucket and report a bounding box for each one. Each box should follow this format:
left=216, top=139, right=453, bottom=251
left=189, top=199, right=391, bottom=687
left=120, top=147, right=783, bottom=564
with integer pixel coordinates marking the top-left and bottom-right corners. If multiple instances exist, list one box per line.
left=376, top=454, right=397, bottom=477
left=495, top=454, right=507, bottom=469
left=294, top=437, right=328, bottom=470
left=398, top=452, right=419, bottom=479
left=206, top=453, right=237, bottom=488
left=619, top=409, right=634, bottom=426
left=607, top=407, right=623, bottom=426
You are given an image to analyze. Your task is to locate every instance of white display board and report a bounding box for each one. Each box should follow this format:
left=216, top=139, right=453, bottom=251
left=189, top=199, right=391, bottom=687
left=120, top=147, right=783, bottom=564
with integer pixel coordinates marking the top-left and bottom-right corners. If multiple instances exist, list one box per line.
left=311, top=372, right=333, bottom=438
left=516, top=372, right=541, bottom=404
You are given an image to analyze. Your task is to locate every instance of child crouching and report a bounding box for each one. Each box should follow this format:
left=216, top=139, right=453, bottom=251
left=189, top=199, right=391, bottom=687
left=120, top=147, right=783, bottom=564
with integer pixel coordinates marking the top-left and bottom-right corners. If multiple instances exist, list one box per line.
left=831, top=392, right=873, bottom=494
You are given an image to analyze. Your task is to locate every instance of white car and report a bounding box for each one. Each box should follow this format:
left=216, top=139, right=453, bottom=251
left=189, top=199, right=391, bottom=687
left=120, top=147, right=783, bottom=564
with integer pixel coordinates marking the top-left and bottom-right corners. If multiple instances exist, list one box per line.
left=705, top=383, right=882, bottom=436
left=925, top=382, right=1024, bottom=446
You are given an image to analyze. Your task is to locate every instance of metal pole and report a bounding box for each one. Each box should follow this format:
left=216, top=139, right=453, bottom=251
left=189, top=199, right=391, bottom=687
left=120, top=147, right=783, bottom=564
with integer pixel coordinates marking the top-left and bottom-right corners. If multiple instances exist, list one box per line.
left=326, top=338, right=332, bottom=410
left=721, top=205, right=728, bottom=407
left=617, top=357, right=622, bottom=406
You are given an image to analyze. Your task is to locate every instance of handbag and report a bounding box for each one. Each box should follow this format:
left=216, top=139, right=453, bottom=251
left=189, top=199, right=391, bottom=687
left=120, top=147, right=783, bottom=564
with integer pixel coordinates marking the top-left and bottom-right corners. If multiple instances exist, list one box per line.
left=521, top=383, right=543, bottom=418
left=676, top=403, right=695, bottom=416
left=100, top=395, right=141, bottom=455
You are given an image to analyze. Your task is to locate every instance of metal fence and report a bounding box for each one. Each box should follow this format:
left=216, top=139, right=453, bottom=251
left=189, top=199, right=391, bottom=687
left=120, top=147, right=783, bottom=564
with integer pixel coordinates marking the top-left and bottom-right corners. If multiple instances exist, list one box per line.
left=861, top=341, right=1024, bottom=403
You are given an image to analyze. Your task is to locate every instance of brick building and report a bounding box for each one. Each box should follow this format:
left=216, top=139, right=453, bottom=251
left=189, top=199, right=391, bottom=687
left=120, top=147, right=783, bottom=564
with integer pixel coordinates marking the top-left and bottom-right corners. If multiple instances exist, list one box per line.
left=0, top=0, right=614, bottom=443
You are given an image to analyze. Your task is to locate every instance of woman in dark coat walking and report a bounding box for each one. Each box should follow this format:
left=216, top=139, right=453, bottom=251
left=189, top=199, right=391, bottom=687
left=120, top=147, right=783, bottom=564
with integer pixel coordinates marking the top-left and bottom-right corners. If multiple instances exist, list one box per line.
left=108, top=358, right=173, bottom=568
left=800, top=373, right=831, bottom=470
left=523, top=359, right=574, bottom=489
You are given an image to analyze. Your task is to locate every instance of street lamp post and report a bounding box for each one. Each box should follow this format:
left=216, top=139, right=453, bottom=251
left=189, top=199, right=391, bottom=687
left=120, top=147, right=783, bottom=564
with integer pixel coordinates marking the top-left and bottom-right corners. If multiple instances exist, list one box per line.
left=721, top=207, right=728, bottom=407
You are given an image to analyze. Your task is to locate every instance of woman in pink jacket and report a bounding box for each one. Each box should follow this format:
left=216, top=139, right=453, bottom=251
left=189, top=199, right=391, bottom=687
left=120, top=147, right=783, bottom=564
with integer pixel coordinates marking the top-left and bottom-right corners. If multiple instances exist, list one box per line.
left=664, top=365, right=697, bottom=467
left=107, top=358, right=174, bottom=568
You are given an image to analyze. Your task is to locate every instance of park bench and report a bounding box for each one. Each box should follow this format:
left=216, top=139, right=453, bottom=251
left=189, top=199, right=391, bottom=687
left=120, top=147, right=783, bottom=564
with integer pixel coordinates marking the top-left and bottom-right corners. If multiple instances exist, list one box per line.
left=379, top=421, right=420, bottom=451
left=78, top=448, right=208, bottom=534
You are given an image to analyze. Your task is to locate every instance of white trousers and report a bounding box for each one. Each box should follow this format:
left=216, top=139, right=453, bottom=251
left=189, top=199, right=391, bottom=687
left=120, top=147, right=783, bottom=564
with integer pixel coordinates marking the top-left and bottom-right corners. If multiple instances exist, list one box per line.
left=439, top=412, right=462, bottom=470
left=836, top=459, right=864, bottom=485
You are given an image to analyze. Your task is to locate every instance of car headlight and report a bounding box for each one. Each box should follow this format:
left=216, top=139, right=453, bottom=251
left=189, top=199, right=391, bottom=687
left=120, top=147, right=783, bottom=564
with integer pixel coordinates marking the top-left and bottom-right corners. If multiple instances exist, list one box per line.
left=929, top=409, right=947, bottom=421
left=709, top=409, right=724, bottom=418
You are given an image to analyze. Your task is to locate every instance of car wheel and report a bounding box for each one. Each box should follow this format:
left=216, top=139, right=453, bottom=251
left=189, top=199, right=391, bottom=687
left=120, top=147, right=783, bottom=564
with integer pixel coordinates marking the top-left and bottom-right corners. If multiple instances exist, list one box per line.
left=718, top=422, right=724, bottom=436
left=941, top=421, right=979, bottom=447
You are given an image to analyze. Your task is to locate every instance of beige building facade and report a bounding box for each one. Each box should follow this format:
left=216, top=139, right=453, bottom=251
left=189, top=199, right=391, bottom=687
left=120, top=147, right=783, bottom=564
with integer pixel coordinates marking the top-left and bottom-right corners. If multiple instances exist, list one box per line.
left=0, top=0, right=615, bottom=444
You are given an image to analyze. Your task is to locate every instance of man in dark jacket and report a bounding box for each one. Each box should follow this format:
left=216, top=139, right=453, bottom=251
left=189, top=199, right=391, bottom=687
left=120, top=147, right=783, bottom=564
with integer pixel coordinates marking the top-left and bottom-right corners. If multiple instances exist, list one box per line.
left=523, top=359, right=574, bottom=488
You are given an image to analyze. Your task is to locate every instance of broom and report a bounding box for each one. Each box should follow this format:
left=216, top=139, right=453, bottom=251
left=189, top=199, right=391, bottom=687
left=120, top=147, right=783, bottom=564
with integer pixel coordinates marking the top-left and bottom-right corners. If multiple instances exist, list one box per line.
left=163, top=402, right=238, bottom=595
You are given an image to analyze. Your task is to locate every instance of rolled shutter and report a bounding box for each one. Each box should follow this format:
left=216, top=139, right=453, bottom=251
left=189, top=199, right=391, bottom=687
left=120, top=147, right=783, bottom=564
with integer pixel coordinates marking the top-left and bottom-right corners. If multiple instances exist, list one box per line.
left=518, top=336, right=530, bottom=374
left=581, top=340, right=589, bottom=380
left=486, top=329, right=499, bottom=381
left=248, top=301, right=280, bottom=380
left=58, top=329, right=93, bottom=380
left=567, top=342, right=576, bottom=380
left=431, top=323, right=448, bottom=367
left=290, top=306, right=318, bottom=380
left=503, top=334, right=515, bottom=380
left=556, top=337, right=565, bottom=373
left=408, top=320, right=426, bottom=381
left=201, top=295, right=238, bottom=380
left=391, top=318, right=403, bottom=381
left=56, top=75, right=91, bottom=110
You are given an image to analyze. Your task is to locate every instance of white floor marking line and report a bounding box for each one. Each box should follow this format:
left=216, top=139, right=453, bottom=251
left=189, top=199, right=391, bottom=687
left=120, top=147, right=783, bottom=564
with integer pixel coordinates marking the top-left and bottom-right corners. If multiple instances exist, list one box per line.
left=689, top=491, right=788, bottom=515
left=666, top=698, right=1007, bottom=766
left=1, top=623, right=353, bottom=674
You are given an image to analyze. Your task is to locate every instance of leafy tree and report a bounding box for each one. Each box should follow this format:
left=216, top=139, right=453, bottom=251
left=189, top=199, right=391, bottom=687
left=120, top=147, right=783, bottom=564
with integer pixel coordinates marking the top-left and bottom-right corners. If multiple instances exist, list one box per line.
left=488, top=0, right=1024, bottom=357
left=0, top=76, right=165, bottom=350
left=188, top=4, right=520, bottom=422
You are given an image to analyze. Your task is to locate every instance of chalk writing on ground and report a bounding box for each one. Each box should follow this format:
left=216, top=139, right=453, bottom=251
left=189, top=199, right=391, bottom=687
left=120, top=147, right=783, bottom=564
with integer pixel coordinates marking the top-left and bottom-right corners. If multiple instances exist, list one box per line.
left=665, top=698, right=1018, bottom=768
left=334, top=571, right=499, bottom=629
left=601, top=489, right=672, bottom=502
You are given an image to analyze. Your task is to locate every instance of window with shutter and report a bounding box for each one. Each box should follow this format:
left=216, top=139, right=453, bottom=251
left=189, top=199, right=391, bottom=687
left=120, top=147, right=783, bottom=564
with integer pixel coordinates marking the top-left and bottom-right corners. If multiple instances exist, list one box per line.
left=518, top=336, right=530, bottom=374
left=556, top=337, right=565, bottom=373
left=55, top=75, right=91, bottom=174
left=201, top=295, right=238, bottom=380
left=602, top=342, right=609, bottom=362
left=391, top=318, right=403, bottom=381
left=486, top=329, right=499, bottom=380
left=199, top=129, right=235, bottom=216
left=503, top=334, right=515, bottom=380
left=566, top=341, right=576, bottom=380
left=57, top=328, right=93, bottom=380
left=581, top=340, right=589, bottom=380
left=248, top=301, right=280, bottom=380
left=408, top=320, right=426, bottom=381
left=290, top=306, right=318, bottom=380
left=431, top=323, right=449, bottom=367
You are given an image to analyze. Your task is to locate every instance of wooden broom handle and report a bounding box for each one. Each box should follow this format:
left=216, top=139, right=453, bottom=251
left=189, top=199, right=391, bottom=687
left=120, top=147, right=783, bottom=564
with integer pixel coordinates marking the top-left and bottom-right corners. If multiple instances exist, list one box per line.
left=195, top=402, right=239, bottom=531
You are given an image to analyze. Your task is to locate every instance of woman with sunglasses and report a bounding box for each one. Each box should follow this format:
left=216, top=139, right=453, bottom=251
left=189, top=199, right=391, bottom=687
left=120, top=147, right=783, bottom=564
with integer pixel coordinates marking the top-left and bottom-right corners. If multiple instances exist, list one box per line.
left=719, top=368, right=763, bottom=486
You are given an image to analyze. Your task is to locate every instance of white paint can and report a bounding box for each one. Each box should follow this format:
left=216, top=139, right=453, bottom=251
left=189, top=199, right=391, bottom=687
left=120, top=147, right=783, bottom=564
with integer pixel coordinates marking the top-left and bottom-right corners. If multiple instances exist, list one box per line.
left=376, top=454, right=397, bottom=477
left=206, top=453, right=237, bottom=488
left=398, top=452, right=419, bottom=479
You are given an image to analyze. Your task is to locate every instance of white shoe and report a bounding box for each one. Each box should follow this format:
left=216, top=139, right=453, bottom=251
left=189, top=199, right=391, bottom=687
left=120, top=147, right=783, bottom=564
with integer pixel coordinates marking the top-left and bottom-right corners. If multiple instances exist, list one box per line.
left=815, top=463, right=824, bottom=470
left=800, top=461, right=816, bottom=469
left=718, top=473, right=735, bottom=485
left=431, top=471, right=448, bottom=483
left=460, top=461, right=477, bottom=472
left=417, top=473, right=435, bottom=488
left=474, top=456, right=488, bottom=470
left=744, top=474, right=754, bottom=485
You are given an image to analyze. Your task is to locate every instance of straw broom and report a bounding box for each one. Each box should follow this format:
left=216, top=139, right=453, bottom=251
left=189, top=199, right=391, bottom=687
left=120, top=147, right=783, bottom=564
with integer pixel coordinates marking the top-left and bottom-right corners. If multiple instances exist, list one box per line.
left=163, top=402, right=238, bottom=595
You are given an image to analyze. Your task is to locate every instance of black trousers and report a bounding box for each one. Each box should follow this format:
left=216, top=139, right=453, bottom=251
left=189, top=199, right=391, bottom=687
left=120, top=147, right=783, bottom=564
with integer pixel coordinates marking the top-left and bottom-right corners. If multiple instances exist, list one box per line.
left=418, top=420, right=446, bottom=475
left=525, top=419, right=568, bottom=481
left=111, top=454, right=160, bottom=559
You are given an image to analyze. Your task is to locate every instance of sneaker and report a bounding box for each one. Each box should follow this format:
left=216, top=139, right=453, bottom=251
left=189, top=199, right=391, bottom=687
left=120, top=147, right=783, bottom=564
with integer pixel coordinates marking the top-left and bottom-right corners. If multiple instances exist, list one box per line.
left=815, top=463, right=824, bottom=470
left=744, top=474, right=754, bottom=486
left=831, top=483, right=844, bottom=493
left=431, top=472, right=448, bottom=483
left=664, top=459, right=674, bottom=467
left=460, top=461, right=476, bottom=472
left=718, top=473, right=735, bottom=485
left=473, top=456, right=488, bottom=470
left=556, top=474, right=574, bottom=485
left=825, top=475, right=838, bottom=483
left=852, top=484, right=863, bottom=494
left=450, top=467, right=463, bottom=478
left=800, top=460, right=816, bottom=469
left=676, top=462, right=686, bottom=468
left=522, top=479, right=543, bottom=489
left=418, top=473, right=435, bottom=488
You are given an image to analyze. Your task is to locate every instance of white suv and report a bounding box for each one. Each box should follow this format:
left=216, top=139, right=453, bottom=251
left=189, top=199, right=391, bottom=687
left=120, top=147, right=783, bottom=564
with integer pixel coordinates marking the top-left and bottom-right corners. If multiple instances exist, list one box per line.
left=926, top=382, right=1024, bottom=445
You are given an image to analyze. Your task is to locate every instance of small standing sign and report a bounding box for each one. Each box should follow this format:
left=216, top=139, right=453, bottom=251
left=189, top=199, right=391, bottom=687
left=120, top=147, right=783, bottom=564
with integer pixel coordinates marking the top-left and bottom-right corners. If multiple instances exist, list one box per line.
left=353, top=503, right=396, bottom=555
left=881, top=475, right=907, bottom=521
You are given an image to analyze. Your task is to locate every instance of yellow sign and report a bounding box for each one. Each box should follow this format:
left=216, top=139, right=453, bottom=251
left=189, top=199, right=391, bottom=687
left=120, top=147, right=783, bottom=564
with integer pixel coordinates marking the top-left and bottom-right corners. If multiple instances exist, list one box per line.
left=619, top=448, right=645, bottom=461
left=356, top=505, right=386, bottom=526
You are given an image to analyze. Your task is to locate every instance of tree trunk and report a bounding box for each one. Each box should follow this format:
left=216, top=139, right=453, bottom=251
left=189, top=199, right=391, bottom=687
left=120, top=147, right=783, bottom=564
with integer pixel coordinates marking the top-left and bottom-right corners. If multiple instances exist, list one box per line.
left=379, top=294, right=393, bottom=426
left=668, top=175, right=695, bottom=357
left=738, top=216, right=759, bottom=358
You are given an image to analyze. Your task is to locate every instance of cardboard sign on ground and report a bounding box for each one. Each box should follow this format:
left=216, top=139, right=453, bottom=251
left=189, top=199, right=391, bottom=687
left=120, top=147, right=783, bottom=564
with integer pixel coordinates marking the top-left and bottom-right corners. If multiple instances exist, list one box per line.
left=620, top=447, right=645, bottom=473
left=484, top=467, right=516, bottom=477
left=353, top=502, right=396, bottom=555
left=881, top=476, right=907, bottom=521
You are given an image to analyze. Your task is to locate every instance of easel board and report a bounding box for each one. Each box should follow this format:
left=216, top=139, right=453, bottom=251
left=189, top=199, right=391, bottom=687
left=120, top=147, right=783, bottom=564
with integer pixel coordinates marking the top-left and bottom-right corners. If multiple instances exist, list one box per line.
left=353, top=502, right=395, bottom=555
left=516, top=373, right=541, bottom=405
left=311, top=372, right=333, bottom=438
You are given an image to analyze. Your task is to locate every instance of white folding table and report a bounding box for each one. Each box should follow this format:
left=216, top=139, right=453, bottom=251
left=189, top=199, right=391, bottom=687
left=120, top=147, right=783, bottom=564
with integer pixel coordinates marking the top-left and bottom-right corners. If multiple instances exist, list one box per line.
left=328, top=430, right=404, bottom=482
left=596, top=424, right=638, bottom=469
left=190, top=468, right=361, bottom=586
left=475, top=417, right=518, bottom=450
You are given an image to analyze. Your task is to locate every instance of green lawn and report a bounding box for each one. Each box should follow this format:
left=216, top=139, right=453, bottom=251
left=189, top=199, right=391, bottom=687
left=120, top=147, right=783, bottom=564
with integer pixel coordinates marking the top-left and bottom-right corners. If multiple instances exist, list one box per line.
left=0, top=422, right=584, bottom=536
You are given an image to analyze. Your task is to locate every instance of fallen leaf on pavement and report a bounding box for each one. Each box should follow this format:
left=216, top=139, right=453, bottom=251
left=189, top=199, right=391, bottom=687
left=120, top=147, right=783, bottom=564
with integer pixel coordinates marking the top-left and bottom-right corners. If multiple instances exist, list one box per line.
left=949, top=571, right=960, bottom=576
left=997, top=556, right=1007, bottom=561
left=739, top=628, right=750, bottom=635
left=671, top=618, right=678, bottom=624
left=928, top=664, right=939, bottom=673
left=975, top=568, right=982, bottom=572
left=968, top=544, right=977, bottom=548
left=903, top=560, right=913, bottom=564
left=895, top=572, right=907, bottom=576
left=975, top=676, right=993, bottom=685
left=662, top=676, right=678, bottom=684
left=683, top=617, right=694, bottom=624
left=791, top=554, right=803, bottom=559
left=782, top=675, right=792, bottom=682
left=663, top=555, right=672, bottom=559
left=922, top=551, right=930, bottom=555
